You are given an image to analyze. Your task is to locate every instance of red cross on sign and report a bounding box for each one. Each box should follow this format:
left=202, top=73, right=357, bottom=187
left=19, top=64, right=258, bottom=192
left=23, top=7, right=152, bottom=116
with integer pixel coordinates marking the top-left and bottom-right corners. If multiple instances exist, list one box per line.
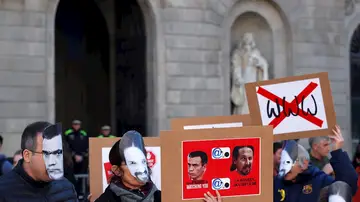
left=146, top=151, right=156, bottom=168
left=256, top=82, right=324, bottom=129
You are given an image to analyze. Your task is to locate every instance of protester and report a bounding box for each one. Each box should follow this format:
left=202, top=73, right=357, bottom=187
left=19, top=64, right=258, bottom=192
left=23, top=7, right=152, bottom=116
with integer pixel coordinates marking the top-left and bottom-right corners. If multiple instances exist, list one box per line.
left=65, top=119, right=89, bottom=174
left=318, top=181, right=353, bottom=202
left=0, top=121, right=78, bottom=201
left=273, top=142, right=282, bottom=176
left=97, top=125, right=116, bottom=138
left=88, top=130, right=221, bottom=202
left=12, top=149, right=22, bottom=167
left=0, top=135, right=14, bottom=176
left=308, top=136, right=333, bottom=175
left=274, top=125, right=357, bottom=202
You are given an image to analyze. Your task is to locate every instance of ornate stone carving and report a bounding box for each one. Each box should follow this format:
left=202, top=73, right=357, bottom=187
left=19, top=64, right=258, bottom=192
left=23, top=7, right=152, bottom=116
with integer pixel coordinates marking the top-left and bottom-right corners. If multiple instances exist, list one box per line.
left=230, top=33, right=269, bottom=115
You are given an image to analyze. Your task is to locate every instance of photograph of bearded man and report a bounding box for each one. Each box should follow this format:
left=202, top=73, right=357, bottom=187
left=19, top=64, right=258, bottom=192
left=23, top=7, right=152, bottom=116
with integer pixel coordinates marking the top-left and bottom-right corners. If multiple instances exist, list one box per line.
left=230, top=146, right=254, bottom=176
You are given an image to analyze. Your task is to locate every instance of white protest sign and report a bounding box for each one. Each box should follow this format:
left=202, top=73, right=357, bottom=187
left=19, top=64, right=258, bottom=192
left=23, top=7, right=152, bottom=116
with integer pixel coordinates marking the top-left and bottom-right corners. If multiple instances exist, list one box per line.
left=183, top=122, right=243, bottom=130
left=255, top=78, right=328, bottom=135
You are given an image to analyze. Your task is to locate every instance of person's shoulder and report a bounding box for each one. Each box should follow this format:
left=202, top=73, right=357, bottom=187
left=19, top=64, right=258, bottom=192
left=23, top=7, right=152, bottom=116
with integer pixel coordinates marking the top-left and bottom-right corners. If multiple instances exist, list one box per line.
left=51, top=177, right=75, bottom=190
left=48, top=178, right=78, bottom=201
left=95, top=187, right=116, bottom=202
left=65, top=129, right=74, bottom=136
left=0, top=170, right=20, bottom=192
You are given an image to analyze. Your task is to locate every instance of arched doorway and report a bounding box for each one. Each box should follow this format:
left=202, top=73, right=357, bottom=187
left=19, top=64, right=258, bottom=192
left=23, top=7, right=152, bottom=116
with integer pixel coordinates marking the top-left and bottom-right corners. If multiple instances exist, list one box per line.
left=114, top=0, right=147, bottom=136
left=350, top=26, right=360, bottom=140
left=55, top=0, right=148, bottom=136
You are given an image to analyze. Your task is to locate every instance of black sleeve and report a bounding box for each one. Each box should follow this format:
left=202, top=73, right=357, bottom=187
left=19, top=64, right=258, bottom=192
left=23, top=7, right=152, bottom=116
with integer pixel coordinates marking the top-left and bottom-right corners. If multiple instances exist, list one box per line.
left=329, top=149, right=358, bottom=195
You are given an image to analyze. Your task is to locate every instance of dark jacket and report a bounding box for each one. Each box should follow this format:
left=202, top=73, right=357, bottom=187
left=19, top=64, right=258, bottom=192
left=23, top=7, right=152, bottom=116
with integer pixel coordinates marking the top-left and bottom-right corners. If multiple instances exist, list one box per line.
left=65, top=128, right=89, bottom=156
left=95, top=181, right=161, bottom=202
left=274, top=149, right=358, bottom=202
left=0, top=159, right=78, bottom=202
left=0, top=154, right=12, bottom=176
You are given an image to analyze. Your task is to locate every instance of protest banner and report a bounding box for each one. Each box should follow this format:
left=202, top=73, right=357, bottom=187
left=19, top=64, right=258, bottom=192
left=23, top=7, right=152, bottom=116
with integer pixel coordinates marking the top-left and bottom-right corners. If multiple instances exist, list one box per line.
left=89, top=137, right=161, bottom=200
left=161, top=126, right=273, bottom=202
left=245, top=72, right=336, bottom=141
left=171, top=115, right=251, bottom=130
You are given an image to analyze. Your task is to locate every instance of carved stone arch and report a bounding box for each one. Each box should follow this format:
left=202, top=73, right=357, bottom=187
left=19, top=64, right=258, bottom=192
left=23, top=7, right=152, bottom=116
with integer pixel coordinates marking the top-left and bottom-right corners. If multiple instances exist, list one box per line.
left=46, top=0, right=166, bottom=135
left=220, top=0, right=291, bottom=114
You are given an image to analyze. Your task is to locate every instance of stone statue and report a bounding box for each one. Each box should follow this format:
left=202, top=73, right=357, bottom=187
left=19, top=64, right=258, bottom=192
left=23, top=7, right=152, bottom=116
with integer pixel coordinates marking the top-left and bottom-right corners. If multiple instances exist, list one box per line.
left=231, top=32, right=269, bottom=114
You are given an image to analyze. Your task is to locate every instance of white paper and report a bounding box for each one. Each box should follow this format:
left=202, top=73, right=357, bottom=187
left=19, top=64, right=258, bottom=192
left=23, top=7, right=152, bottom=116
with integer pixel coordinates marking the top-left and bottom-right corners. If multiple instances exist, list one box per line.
left=183, top=122, right=243, bottom=130
left=256, top=78, right=328, bottom=134
left=101, top=147, right=161, bottom=192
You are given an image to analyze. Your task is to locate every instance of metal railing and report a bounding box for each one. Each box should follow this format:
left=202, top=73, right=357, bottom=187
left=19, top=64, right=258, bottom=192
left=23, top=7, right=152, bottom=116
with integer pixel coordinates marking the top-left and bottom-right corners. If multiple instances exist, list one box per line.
left=75, top=174, right=89, bottom=200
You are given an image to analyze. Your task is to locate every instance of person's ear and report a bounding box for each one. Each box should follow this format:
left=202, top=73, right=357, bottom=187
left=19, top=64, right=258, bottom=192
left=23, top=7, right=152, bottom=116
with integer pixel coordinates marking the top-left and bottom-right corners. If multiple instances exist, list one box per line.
left=22, top=149, right=32, bottom=163
left=111, top=165, right=122, bottom=176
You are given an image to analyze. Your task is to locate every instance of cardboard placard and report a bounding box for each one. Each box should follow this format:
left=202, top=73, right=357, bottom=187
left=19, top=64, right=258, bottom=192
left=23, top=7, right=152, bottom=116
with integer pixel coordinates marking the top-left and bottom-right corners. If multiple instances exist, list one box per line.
left=161, top=126, right=273, bottom=202
left=245, top=72, right=336, bottom=141
left=89, top=137, right=161, bottom=200
left=171, top=115, right=252, bottom=130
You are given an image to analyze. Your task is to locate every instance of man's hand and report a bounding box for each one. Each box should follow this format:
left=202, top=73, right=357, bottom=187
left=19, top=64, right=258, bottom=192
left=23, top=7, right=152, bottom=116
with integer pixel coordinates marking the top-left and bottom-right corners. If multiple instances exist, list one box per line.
left=204, top=190, right=222, bottom=202
left=87, top=194, right=94, bottom=202
left=75, top=155, right=83, bottom=163
left=322, top=163, right=334, bottom=175
left=329, top=125, right=344, bottom=151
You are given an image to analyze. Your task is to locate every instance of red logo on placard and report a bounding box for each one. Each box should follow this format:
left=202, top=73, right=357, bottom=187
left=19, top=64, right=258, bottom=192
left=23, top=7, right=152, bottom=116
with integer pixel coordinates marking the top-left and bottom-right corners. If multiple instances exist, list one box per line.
left=104, top=162, right=113, bottom=184
left=147, top=151, right=156, bottom=168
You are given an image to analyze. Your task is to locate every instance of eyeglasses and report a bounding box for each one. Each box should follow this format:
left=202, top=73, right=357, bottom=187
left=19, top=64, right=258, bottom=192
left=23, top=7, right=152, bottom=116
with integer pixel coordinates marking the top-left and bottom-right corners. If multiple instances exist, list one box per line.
left=27, top=149, right=63, bottom=156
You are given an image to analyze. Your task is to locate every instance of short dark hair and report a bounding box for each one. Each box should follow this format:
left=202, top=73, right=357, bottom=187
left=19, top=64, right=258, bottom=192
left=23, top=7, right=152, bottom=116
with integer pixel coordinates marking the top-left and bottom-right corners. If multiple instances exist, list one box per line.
left=188, top=151, right=208, bottom=165
left=230, top=145, right=254, bottom=171
left=14, top=149, right=22, bottom=156
left=273, top=142, right=283, bottom=154
left=0, top=135, right=3, bottom=145
left=21, top=121, right=52, bottom=152
left=42, top=124, right=61, bottom=140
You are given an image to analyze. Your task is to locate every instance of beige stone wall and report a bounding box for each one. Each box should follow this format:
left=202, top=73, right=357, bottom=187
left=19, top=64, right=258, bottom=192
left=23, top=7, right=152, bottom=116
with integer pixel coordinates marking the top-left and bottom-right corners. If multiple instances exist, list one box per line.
left=0, top=0, right=352, bottom=156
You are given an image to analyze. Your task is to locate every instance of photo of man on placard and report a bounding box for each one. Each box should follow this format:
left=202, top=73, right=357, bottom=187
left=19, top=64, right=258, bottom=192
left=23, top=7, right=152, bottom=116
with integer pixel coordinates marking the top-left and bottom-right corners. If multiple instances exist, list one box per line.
left=188, top=151, right=208, bottom=181
left=230, top=146, right=254, bottom=176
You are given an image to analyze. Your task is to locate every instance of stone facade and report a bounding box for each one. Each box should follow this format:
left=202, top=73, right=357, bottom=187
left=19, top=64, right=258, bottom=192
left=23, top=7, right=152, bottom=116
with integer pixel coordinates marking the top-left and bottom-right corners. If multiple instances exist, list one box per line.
left=0, top=0, right=355, bottom=156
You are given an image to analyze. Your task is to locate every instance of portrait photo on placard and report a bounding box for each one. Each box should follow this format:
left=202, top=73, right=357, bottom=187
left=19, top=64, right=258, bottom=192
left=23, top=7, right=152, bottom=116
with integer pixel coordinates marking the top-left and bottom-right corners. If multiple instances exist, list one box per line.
left=182, top=138, right=260, bottom=200
left=101, top=146, right=161, bottom=191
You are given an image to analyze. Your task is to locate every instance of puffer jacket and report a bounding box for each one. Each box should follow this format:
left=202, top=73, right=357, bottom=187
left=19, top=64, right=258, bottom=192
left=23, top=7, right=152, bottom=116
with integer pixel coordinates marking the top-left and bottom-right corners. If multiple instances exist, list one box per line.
left=0, top=159, right=78, bottom=202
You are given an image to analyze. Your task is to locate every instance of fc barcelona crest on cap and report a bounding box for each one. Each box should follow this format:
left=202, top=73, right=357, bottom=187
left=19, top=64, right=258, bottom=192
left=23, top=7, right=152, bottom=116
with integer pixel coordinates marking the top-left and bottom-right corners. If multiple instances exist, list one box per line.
left=302, top=184, right=312, bottom=194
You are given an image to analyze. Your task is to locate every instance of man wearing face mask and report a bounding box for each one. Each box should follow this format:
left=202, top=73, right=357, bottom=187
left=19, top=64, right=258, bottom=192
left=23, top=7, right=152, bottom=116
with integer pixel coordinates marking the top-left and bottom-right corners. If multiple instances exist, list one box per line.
left=91, top=130, right=222, bottom=202
left=274, top=125, right=357, bottom=202
left=0, top=121, right=78, bottom=201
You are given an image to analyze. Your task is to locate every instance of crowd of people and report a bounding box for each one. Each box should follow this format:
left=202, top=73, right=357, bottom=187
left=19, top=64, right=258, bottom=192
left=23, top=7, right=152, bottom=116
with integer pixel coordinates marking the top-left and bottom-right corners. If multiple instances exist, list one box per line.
left=0, top=121, right=358, bottom=201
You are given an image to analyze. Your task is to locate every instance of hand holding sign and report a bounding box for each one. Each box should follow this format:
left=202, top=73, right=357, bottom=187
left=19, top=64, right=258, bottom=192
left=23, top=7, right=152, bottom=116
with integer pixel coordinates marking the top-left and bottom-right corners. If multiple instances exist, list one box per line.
left=329, top=125, right=344, bottom=151
left=204, top=190, right=222, bottom=202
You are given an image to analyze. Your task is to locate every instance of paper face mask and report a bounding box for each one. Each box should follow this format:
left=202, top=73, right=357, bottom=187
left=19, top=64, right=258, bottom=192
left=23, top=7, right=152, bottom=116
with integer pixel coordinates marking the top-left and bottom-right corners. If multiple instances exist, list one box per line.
left=119, top=130, right=149, bottom=183
left=278, top=140, right=309, bottom=178
left=328, top=181, right=351, bottom=202
left=42, top=123, right=64, bottom=180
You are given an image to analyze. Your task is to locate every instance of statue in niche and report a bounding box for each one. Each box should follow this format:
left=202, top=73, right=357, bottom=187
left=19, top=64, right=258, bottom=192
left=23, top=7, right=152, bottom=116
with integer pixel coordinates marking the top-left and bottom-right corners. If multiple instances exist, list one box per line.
left=231, top=32, right=269, bottom=115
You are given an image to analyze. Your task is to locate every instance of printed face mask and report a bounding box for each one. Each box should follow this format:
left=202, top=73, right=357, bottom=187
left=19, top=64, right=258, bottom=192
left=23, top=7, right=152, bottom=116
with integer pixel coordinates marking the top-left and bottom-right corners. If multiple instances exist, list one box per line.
left=119, top=130, right=149, bottom=183
left=278, top=140, right=309, bottom=178
left=328, top=181, right=351, bottom=202
left=42, top=123, right=64, bottom=180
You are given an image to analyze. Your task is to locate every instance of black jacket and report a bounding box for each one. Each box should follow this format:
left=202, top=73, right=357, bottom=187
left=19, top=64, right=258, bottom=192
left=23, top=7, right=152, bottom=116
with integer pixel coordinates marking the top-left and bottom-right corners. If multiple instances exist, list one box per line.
left=64, top=128, right=89, bottom=156
left=0, top=159, right=78, bottom=202
left=95, top=181, right=161, bottom=202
